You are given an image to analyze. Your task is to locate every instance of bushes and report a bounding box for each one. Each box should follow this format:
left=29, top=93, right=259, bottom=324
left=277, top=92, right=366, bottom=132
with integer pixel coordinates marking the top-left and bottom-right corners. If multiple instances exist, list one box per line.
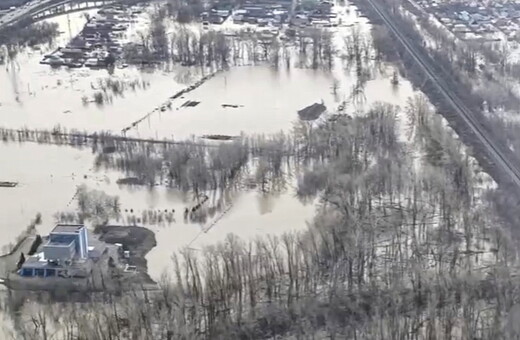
left=27, top=235, right=42, bottom=256
left=0, top=21, right=59, bottom=48
left=7, top=99, right=516, bottom=339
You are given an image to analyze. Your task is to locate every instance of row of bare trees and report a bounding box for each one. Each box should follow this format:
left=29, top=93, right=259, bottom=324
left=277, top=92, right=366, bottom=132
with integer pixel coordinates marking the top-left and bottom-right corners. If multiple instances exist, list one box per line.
left=4, top=98, right=520, bottom=339
left=0, top=21, right=59, bottom=62
left=124, top=4, right=340, bottom=70
left=371, top=0, right=520, bottom=172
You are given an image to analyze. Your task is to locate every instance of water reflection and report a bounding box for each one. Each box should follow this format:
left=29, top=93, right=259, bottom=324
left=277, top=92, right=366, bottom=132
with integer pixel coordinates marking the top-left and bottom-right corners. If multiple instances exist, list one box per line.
left=0, top=142, right=315, bottom=280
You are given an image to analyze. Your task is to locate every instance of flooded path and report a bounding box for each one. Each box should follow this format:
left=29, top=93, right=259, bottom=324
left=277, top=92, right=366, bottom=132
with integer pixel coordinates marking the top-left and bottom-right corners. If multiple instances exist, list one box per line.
left=121, top=70, right=221, bottom=135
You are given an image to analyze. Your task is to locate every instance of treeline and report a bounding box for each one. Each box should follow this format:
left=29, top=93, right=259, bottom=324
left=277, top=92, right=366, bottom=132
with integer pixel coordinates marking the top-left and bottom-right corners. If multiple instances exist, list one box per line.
left=94, top=134, right=280, bottom=194
left=0, top=126, right=126, bottom=147
left=6, top=98, right=518, bottom=339
left=129, top=25, right=336, bottom=70
left=355, top=0, right=520, bottom=191
left=167, top=0, right=204, bottom=23
left=0, top=21, right=59, bottom=60
left=124, top=4, right=338, bottom=70
left=0, top=124, right=289, bottom=194
left=54, top=185, right=121, bottom=229
left=0, top=125, right=216, bottom=149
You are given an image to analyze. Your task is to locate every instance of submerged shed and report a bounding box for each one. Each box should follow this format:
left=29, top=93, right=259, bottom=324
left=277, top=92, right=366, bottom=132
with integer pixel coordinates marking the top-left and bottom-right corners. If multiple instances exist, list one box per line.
left=297, top=102, right=326, bottom=121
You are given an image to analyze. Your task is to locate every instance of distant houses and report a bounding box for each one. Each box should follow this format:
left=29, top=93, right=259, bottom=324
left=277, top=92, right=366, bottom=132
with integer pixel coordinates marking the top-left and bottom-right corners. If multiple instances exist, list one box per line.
left=40, top=4, right=134, bottom=68
left=424, top=0, right=520, bottom=42
left=200, top=0, right=337, bottom=28
left=226, top=1, right=290, bottom=25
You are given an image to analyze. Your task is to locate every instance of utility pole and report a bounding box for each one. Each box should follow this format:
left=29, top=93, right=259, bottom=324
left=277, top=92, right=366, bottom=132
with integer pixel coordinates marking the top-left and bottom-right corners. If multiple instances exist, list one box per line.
left=67, top=13, right=72, bottom=40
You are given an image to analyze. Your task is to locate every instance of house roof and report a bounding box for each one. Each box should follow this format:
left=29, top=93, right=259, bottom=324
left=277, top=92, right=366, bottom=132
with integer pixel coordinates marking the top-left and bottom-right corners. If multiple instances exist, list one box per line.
left=51, top=224, right=85, bottom=234
left=298, top=102, right=326, bottom=121
left=22, top=257, right=63, bottom=269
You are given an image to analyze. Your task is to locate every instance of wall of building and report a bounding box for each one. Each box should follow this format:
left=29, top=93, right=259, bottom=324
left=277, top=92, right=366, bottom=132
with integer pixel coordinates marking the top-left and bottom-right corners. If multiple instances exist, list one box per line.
left=49, top=226, right=88, bottom=259
left=78, top=227, right=88, bottom=259
left=43, top=240, right=76, bottom=262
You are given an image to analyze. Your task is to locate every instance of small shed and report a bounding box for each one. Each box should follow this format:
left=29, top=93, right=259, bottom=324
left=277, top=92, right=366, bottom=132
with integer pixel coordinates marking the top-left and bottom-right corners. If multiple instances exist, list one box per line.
left=298, top=102, right=326, bottom=121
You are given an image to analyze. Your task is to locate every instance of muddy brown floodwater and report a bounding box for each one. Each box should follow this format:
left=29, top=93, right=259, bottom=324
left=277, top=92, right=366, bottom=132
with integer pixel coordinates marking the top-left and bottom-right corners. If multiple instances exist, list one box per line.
left=0, top=4, right=416, bottom=140
left=0, top=2, right=419, bottom=284
left=0, top=9, right=197, bottom=136
left=0, top=142, right=317, bottom=280
left=127, top=64, right=416, bottom=140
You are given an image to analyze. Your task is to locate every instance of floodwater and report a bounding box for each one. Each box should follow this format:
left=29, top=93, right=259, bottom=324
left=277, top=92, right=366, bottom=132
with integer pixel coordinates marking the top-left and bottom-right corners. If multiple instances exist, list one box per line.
left=0, top=2, right=419, bottom=281
left=0, top=10, right=193, bottom=136
left=0, top=143, right=94, bottom=252
left=0, top=141, right=315, bottom=280
left=144, top=186, right=317, bottom=279
left=128, top=64, right=416, bottom=140
left=0, top=3, right=495, bottom=338
left=0, top=3, right=415, bottom=140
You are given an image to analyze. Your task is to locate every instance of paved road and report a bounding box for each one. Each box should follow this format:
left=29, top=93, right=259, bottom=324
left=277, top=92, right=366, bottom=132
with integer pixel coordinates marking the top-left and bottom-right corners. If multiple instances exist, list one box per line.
left=365, top=0, right=520, bottom=189
left=0, top=0, right=62, bottom=29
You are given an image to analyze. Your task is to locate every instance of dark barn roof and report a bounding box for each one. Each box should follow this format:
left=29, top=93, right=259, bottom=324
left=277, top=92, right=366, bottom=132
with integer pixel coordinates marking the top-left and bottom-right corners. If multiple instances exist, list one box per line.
left=298, top=102, right=326, bottom=121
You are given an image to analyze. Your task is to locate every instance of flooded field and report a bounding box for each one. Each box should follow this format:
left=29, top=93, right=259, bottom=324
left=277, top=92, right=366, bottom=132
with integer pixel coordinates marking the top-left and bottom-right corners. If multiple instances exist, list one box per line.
left=0, top=143, right=94, bottom=252
left=144, top=187, right=317, bottom=279
left=0, top=4, right=416, bottom=139
left=0, top=0, right=512, bottom=338
left=0, top=142, right=315, bottom=279
left=0, top=2, right=420, bottom=282
left=0, top=10, right=194, bottom=136
left=127, top=64, right=416, bottom=140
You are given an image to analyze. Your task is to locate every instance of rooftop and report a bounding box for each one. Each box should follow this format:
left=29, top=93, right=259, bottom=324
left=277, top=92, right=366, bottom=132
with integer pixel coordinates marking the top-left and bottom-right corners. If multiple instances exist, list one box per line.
left=51, top=224, right=85, bottom=234
left=298, top=102, right=326, bottom=121
left=23, top=254, right=62, bottom=269
left=21, top=252, right=91, bottom=273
